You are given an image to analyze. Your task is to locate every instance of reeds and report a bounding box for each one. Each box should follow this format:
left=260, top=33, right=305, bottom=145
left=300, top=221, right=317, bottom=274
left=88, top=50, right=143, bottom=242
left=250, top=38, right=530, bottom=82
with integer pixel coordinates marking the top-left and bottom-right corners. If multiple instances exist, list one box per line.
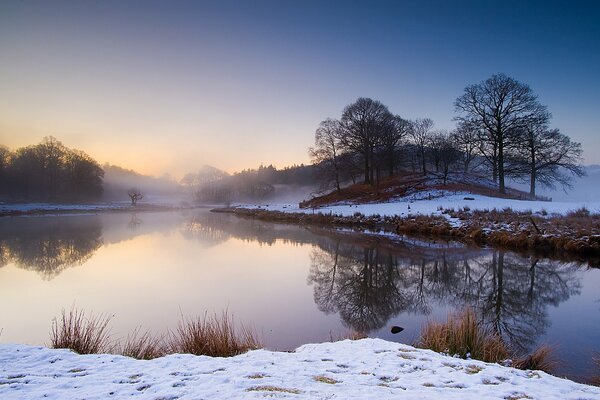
left=416, top=307, right=509, bottom=363
left=120, top=327, right=166, bottom=360
left=513, top=344, right=558, bottom=373
left=50, top=307, right=113, bottom=354
left=417, top=307, right=558, bottom=374
left=49, top=307, right=260, bottom=359
left=169, top=311, right=260, bottom=357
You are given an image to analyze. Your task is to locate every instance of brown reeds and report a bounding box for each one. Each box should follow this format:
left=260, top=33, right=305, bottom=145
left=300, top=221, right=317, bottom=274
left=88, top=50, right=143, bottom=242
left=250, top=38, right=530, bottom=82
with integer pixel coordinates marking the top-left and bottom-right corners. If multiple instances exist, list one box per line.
left=120, top=327, right=166, bottom=360
left=417, top=308, right=559, bottom=374
left=514, top=344, right=559, bottom=374
left=169, top=311, right=260, bottom=357
left=50, top=307, right=113, bottom=354
left=416, top=307, right=509, bottom=363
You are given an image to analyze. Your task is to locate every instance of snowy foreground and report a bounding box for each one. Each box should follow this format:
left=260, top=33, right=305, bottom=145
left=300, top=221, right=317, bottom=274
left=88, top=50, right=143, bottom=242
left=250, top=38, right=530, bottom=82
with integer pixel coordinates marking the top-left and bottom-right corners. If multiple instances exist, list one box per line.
left=240, top=192, right=600, bottom=218
left=1, top=339, right=599, bottom=400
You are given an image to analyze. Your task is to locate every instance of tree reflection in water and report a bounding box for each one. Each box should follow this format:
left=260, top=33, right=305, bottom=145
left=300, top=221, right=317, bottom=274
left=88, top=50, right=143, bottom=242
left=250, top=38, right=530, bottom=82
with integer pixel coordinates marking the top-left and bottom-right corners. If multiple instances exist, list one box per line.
left=0, top=216, right=103, bottom=280
left=308, top=239, right=581, bottom=353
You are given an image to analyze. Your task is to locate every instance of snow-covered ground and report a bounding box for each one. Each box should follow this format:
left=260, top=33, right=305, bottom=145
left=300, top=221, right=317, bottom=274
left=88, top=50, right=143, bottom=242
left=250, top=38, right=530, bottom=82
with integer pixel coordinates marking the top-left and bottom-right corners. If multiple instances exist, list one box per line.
left=239, top=192, right=600, bottom=218
left=1, top=339, right=598, bottom=399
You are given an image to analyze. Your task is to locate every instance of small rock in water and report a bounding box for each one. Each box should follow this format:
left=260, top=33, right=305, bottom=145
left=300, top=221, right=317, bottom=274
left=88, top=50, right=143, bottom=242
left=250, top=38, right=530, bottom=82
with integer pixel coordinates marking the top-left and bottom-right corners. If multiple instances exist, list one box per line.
left=390, top=326, right=404, bottom=334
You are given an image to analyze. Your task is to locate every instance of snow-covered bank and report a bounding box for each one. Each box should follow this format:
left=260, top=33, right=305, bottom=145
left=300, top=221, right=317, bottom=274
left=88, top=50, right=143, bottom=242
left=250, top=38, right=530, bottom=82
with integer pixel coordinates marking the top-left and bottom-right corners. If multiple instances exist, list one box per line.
left=239, top=192, right=600, bottom=218
left=1, top=339, right=598, bottom=399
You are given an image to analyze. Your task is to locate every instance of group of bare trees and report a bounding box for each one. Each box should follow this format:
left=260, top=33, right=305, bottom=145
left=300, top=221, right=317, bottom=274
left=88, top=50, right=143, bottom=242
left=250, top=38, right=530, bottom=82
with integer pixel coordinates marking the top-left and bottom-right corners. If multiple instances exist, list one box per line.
left=0, top=136, right=104, bottom=200
left=310, top=74, right=584, bottom=198
left=455, top=73, right=584, bottom=196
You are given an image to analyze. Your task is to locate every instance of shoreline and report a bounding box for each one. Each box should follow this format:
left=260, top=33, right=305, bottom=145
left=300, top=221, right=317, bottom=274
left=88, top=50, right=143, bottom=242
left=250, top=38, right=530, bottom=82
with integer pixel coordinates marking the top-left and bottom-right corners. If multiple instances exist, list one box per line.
left=212, top=206, right=600, bottom=267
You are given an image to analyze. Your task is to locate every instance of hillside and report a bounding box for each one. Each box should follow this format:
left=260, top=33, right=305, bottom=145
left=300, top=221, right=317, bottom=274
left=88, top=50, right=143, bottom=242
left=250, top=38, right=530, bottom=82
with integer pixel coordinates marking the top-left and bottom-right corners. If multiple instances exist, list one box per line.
left=300, top=172, right=539, bottom=209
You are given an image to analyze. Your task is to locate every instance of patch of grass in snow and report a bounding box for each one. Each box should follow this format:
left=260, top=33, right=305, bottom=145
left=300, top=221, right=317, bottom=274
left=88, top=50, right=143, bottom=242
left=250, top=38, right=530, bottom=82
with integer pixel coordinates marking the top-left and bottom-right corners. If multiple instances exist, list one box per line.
left=169, top=310, right=261, bottom=357
left=50, top=307, right=113, bottom=354
left=417, top=307, right=509, bottom=363
left=417, top=307, right=559, bottom=374
left=329, top=330, right=368, bottom=342
left=313, top=375, right=340, bottom=384
left=120, top=327, right=166, bottom=360
left=513, top=344, right=559, bottom=374
left=246, top=385, right=302, bottom=394
left=246, top=373, right=269, bottom=379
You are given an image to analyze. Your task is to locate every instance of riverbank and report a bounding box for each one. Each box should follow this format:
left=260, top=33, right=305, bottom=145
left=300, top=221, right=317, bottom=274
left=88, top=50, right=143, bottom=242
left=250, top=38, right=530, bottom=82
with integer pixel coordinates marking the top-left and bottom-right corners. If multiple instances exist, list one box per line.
left=0, top=202, right=201, bottom=217
left=214, top=192, right=600, bottom=266
left=1, top=339, right=598, bottom=399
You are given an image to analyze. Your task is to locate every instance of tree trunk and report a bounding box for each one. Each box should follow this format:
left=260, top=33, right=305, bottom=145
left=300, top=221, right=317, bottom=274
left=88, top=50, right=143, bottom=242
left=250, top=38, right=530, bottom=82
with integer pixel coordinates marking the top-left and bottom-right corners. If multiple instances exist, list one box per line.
left=529, top=142, right=536, bottom=199
left=498, top=138, right=505, bottom=193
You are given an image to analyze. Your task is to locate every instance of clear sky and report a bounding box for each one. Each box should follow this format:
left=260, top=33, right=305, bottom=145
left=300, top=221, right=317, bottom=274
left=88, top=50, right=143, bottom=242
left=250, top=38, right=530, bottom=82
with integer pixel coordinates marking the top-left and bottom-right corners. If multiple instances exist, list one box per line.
left=1, top=0, right=599, bottom=177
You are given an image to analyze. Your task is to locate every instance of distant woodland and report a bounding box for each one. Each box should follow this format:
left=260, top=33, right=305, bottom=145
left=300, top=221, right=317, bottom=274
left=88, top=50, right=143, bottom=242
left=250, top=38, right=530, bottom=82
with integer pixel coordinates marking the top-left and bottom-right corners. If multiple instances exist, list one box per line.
left=0, top=74, right=586, bottom=203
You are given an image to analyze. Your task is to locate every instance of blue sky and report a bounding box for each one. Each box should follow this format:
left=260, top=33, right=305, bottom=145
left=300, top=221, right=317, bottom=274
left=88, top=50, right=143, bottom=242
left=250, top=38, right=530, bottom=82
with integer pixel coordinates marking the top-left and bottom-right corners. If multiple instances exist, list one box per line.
left=1, top=0, right=598, bottom=175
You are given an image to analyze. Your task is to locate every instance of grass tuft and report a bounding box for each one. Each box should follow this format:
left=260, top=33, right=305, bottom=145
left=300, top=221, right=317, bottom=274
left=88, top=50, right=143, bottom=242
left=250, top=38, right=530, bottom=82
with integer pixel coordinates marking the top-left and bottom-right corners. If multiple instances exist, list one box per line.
left=120, top=327, right=166, bottom=360
left=417, top=307, right=509, bottom=363
left=514, top=344, right=558, bottom=374
left=169, top=311, right=260, bottom=357
left=50, top=307, right=112, bottom=354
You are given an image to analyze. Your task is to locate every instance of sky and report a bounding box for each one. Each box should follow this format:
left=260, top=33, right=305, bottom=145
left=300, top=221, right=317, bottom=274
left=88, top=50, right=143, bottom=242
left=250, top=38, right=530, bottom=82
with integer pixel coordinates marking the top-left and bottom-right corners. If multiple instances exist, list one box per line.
left=1, top=0, right=599, bottom=178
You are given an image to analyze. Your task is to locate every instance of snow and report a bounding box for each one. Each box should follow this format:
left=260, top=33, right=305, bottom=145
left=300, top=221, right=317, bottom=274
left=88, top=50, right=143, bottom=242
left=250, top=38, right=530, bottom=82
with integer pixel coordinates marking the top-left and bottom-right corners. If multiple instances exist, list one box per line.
left=1, top=339, right=598, bottom=399
left=238, top=192, right=600, bottom=219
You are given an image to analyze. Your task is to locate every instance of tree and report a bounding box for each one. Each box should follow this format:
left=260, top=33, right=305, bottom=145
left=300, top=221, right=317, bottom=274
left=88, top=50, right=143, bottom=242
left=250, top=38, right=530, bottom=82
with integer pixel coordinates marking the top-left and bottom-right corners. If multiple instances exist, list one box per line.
left=513, top=126, right=584, bottom=198
left=309, top=118, right=344, bottom=192
left=339, top=98, right=394, bottom=185
left=380, top=115, right=409, bottom=177
left=451, top=122, right=480, bottom=173
left=127, top=188, right=144, bottom=205
left=455, top=74, right=550, bottom=193
left=409, top=118, right=434, bottom=174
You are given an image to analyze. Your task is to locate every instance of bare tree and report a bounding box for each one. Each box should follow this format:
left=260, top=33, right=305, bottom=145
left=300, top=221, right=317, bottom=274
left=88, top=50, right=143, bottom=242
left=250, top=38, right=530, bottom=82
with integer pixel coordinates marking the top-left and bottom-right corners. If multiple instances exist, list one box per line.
left=309, top=118, right=344, bottom=193
left=409, top=118, right=434, bottom=174
left=512, top=126, right=584, bottom=198
left=338, top=98, right=394, bottom=185
left=451, top=121, right=481, bottom=173
left=455, top=74, right=550, bottom=193
left=380, top=115, right=409, bottom=177
left=127, top=188, right=144, bottom=205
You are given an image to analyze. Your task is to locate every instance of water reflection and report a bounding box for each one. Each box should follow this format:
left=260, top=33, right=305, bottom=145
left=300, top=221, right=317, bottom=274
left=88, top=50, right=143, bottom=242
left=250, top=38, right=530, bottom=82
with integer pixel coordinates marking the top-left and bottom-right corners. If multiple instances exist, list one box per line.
left=0, top=210, right=595, bottom=379
left=0, top=216, right=103, bottom=280
left=308, top=240, right=581, bottom=354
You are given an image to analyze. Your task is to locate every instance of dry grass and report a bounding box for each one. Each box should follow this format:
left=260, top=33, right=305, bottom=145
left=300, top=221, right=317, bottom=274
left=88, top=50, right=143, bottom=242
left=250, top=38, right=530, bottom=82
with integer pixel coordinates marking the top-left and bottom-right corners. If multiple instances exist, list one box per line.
left=329, top=330, right=368, bottom=342
left=514, top=344, right=559, bottom=374
left=50, top=307, right=112, bottom=354
left=169, top=311, right=260, bottom=357
left=120, top=327, right=166, bottom=360
left=416, top=307, right=509, bottom=363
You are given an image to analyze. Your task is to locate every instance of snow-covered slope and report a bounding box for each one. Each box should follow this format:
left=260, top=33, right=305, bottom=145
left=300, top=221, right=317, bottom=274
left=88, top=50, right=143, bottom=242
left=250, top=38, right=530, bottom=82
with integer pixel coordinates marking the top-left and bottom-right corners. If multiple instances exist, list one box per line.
left=239, top=192, right=600, bottom=218
left=1, top=339, right=598, bottom=399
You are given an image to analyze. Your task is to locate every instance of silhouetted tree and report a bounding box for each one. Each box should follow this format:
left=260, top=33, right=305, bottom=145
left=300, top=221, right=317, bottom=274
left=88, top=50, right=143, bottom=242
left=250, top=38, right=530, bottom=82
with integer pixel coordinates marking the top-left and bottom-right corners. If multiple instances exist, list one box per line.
left=512, top=127, right=584, bottom=198
left=409, top=118, right=434, bottom=174
left=455, top=74, right=550, bottom=193
left=128, top=188, right=144, bottom=205
left=338, top=98, right=394, bottom=185
left=309, top=119, right=344, bottom=192
left=451, top=122, right=481, bottom=172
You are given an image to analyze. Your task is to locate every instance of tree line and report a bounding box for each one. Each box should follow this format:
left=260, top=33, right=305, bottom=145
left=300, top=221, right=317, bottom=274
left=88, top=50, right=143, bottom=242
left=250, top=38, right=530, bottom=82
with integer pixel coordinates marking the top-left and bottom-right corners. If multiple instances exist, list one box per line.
left=0, top=136, right=104, bottom=201
left=310, top=74, right=584, bottom=198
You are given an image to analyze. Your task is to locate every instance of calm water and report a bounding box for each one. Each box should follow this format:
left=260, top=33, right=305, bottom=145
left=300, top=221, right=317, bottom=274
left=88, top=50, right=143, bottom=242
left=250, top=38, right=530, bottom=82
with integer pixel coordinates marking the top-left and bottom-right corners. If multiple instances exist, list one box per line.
left=0, top=210, right=598, bottom=381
